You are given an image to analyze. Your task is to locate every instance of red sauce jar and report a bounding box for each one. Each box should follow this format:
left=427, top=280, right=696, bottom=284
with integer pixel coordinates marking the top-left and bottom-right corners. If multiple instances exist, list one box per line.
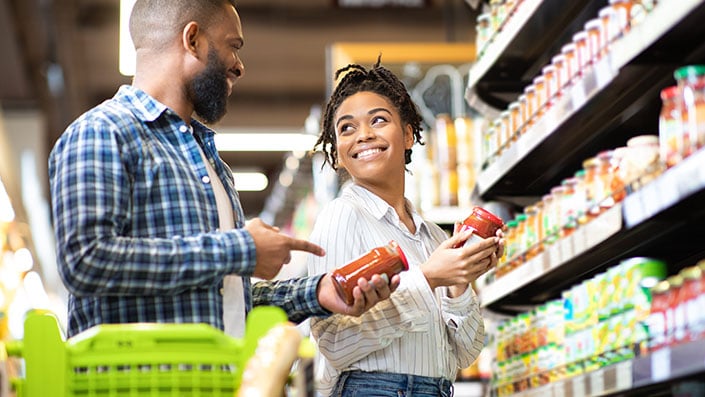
left=331, top=240, right=409, bottom=305
left=454, top=206, right=505, bottom=248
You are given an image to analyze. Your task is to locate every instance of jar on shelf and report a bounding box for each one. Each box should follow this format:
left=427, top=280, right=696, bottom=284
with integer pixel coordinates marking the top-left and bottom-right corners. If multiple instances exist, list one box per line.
left=499, top=110, right=512, bottom=152
left=542, top=65, right=558, bottom=106
left=582, top=156, right=600, bottom=219
left=608, top=0, right=636, bottom=35
left=541, top=194, right=556, bottom=246
left=476, top=13, right=493, bottom=57
left=573, top=169, right=589, bottom=226
left=524, top=204, right=541, bottom=260
left=559, top=178, right=578, bottom=237
left=659, top=85, right=685, bottom=168
left=666, top=274, right=685, bottom=346
left=572, top=31, right=590, bottom=73
left=549, top=186, right=566, bottom=242
left=514, top=213, right=528, bottom=265
left=561, top=43, right=578, bottom=87
left=610, top=146, right=628, bottom=204
left=680, top=266, right=703, bottom=342
left=508, top=101, right=521, bottom=142
left=584, top=18, right=604, bottom=63
left=674, top=65, right=705, bottom=155
left=523, top=84, right=537, bottom=127
left=500, top=220, right=518, bottom=276
left=598, top=6, right=621, bottom=56
left=551, top=54, right=567, bottom=93
left=595, top=150, right=617, bottom=212
left=518, top=94, right=529, bottom=136
left=489, top=0, right=507, bottom=31
left=533, top=75, right=547, bottom=117
left=647, top=279, right=670, bottom=351
left=619, top=134, right=661, bottom=191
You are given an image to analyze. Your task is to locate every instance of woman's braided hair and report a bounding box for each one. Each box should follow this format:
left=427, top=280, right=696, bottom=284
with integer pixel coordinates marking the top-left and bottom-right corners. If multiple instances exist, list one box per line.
left=314, top=56, right=424, bottom=170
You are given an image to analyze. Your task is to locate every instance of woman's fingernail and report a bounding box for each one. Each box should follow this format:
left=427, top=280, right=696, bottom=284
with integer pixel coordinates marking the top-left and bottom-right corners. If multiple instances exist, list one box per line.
left=380, top=274, right=390, bottom=284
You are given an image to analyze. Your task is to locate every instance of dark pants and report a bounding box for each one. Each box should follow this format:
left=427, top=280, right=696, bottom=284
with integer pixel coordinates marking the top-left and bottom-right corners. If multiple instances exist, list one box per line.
left=332, top=370, right=454, bottom=397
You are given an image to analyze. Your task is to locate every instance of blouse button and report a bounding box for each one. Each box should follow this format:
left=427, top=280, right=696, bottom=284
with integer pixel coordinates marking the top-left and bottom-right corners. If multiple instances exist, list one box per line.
left=179, top=125, right=189, bottom=133
left=219, top=288, right=225, bottom=296
left=202, top=175, right=210, bottom=184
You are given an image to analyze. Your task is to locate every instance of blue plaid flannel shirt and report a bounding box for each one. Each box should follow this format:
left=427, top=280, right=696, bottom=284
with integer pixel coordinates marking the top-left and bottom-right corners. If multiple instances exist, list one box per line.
left=49, top=85, right=328, bottom=337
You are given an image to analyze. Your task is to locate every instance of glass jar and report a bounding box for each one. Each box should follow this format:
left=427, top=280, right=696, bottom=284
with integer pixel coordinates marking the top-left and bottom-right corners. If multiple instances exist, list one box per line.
left=621, top=135, right=661, bottom=190
left=572, top=31, right=590, bottom=73
left=524, top=205, right=541, bottom=260
left=552, top=54, right=567, bottom=93
left=490, top=0, right=507, bottom=31
left=523, top=84, right=537, bottom=126
left=542, top=65, right=558, bottom=106
left=456, top=206, right=505, bottom=248
left=680, top=266, right=703, bottom=342
left=659, top=85, right=684, bottom=168
left=549, top=186, right=566, bottom=242
left=476, top=13, right=493, bottom=57
left=560, top=178, right=578, bottom=237
left=598, top=6, right=620, bottom=56
left=674, top=65, right=705, bottom=155
left=573, top=169, right=588, bottom=226
left=518, top=94, right=529, bottom=136
left=331, top=240, right=409, bottom=305
left=533, top=76, right=547, bottom=117
left=541, top=194, right=556, bottom=246
left=501, top=220, right=518, bottom=275
left=508, top=101, right=521, bottom=142
left=596, top=150, right=617, bottom=212
left=584, top=18, right=603, bottom=63
left=514, top=213, right=528, bottom=265
left=608, top=0, right=635, bottom=35
left=561, top=43, right=578, bottom=87
left=499, top=110, right=512, bottom=152
left=582, top=157, right=600, bottom=219
left=648, top=280, right=670, bottom=351
left=666, top=275, right=685, bottom=346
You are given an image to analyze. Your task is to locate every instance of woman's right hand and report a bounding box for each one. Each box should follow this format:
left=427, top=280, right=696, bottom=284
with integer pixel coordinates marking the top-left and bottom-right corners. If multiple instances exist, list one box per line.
left=419, top=229, right=499, bottom=291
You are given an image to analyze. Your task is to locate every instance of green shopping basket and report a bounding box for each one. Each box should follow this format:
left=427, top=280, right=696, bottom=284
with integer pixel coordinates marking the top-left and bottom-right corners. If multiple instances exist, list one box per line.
left=5, top=306, right=288, bottom=397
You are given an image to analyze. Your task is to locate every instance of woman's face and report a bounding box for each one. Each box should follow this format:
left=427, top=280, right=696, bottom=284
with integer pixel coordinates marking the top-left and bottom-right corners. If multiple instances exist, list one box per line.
left=333, top=91, right=413, bottom=188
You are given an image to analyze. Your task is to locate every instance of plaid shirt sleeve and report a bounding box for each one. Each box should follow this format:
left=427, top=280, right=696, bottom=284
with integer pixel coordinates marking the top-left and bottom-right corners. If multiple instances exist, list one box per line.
left=252, top=274, right=331, bottom=323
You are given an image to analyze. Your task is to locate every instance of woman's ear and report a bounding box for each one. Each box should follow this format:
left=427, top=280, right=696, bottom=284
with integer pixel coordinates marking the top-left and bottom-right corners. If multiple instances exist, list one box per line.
left=404, top=124, right=414, bottom=150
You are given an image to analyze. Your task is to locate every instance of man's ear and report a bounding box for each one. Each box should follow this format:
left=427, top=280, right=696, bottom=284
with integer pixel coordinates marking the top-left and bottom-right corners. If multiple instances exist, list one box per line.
left=182, top=21, right=201, bottom=57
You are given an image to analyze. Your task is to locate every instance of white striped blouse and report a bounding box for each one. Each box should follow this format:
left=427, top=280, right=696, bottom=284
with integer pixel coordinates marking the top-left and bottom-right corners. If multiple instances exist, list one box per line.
left=307, top=184, right=485, bottom=395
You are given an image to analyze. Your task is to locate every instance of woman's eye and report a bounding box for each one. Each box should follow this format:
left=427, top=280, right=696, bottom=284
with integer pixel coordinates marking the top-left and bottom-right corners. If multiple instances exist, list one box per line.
left=371, top=115, right=388, bottom=124
left=338, top=124, right=354, bottom=135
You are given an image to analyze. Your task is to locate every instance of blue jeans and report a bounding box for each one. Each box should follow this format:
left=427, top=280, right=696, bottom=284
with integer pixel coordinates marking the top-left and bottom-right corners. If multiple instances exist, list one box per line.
left=332, top=370, right=454, bottom=397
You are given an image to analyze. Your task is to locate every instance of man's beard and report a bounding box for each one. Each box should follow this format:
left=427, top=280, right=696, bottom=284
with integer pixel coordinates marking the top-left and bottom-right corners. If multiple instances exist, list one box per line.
left=190, top=47, right=229, bottom=124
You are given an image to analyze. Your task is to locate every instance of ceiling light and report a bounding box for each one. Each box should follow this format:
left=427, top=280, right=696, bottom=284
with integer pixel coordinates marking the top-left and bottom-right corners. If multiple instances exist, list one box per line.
left=214, top=130, right=317, bottom=152
left=232, top=171, right=268, bottom=192
left=119, top=0, right=136, bottom=76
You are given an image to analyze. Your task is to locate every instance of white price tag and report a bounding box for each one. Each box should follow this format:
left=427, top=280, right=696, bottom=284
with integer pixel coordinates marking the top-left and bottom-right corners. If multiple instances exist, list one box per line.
left=572, top=374, right=586, bottom=397
left=548, top=243, right=562, bottom=269
left=590, top=370, right=605, bottom=395
left=559, top=237, right=574, bottom=263
left=572, top=227, right=587, bottom=256
left=553, top=380, right=565, bottom=397
left=616, top=360, right=632, bottom=390
left=571, top=84, right=587, bottom=109
left=594, top=57, right=614, bottom=88
left=651, top=348, right=671, bottom=382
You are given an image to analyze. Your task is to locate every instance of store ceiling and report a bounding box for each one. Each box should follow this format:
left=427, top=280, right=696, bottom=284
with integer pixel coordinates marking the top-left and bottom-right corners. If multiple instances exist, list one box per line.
left=0, top=0, right=477, bottom=222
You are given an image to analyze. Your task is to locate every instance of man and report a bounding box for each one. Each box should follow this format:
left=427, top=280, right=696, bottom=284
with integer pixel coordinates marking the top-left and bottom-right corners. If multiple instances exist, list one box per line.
left=49, top=0, right=398, bottom=338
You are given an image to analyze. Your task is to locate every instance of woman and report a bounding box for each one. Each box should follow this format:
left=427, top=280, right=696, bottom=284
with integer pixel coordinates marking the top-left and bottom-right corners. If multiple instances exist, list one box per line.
left=307, top=59, right=504, bottom=396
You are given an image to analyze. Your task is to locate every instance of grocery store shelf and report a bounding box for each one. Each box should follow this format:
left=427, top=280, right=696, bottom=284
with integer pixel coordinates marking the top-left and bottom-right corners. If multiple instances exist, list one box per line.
left=623, top=148, right=705, bottom=228
left=466, top=0, right=598, bottom=114
left=492, top=339, right=705, bottom=397
left=479, top=149, right=705, bottom=312
left=474, top=0, right=705, bottom=200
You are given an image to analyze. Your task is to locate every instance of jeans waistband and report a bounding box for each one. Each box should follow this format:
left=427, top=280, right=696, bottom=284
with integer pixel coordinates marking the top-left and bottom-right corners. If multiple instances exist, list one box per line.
left=339, top=370, right=454, bottom=396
